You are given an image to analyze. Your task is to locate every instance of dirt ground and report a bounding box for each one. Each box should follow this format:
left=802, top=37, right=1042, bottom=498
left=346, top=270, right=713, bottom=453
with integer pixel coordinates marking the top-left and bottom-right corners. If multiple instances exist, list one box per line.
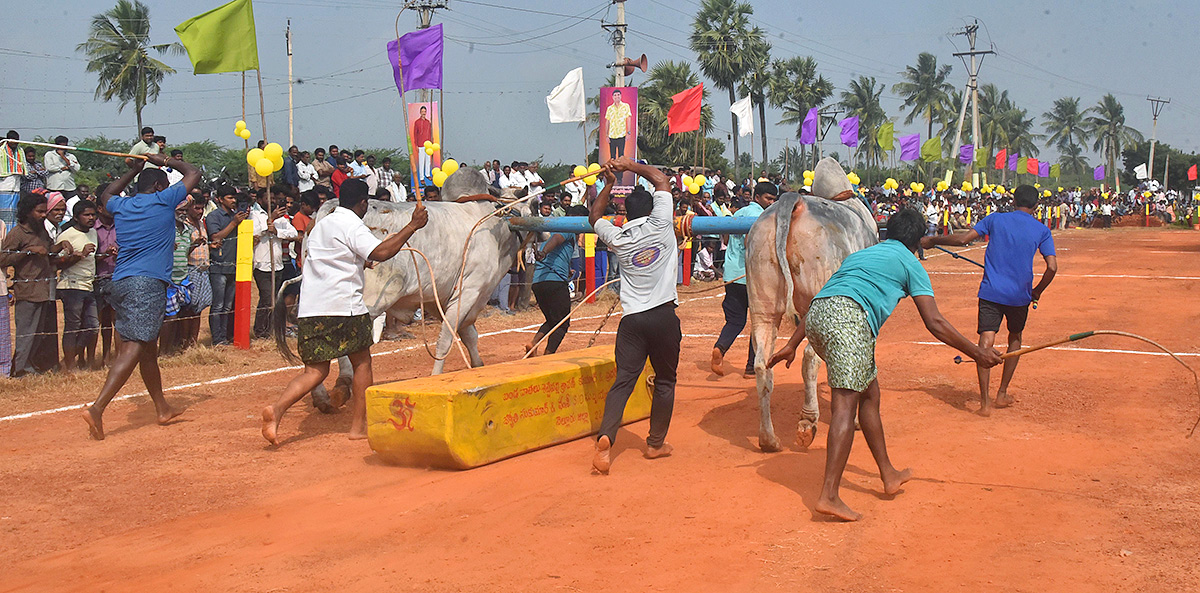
left=2, top=228, right=1199, bottom=593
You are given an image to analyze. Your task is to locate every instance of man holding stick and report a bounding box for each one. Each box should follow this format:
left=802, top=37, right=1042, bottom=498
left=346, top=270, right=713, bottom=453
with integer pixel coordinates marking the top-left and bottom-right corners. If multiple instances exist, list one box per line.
left=84, top=153, right=200, bottom=440
left=922, top=184, right=1057, bottom=415
left=589, top=157, right=680, bottom=474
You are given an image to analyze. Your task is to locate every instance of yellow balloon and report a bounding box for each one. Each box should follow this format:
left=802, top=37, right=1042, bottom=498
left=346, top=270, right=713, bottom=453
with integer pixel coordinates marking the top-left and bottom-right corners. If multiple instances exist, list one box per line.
left=431, top=143, right=440, bottom=152
left=1034, top=183, right=1040, bottom=188
left=681, top=175, right=693, bottom=186
left=996, top=185, right=1006, bottom=194
left=587, top=163, right=601, bottom=173
left=270, top=154, right=284, bottom=172
left=432, top=170, right=448, bottom=187
left=255, top=158, right=274, bottom=177
left=573, top=165, right=588, bottom=178
left=935, top=181, right=948, bottom=191
left=695, top=174, right=707, bottom=186
left=847, top=172, right=860, bottom=185
left=442, top=159, right=459, bottom=176
left=1057, top=186, right=1064, bottom=192
left=583, top=172, right=600, bottom=185
left=687, top=183, right=700, bottom=194
left=916, top=183, right=925, bottom=193
left=424, top=147, right=434, bottom=156
left=239, top=128, right=252, bottom=140
left=235, top=120, right=246, bottom=130
left=423, top=140, right=433, bottom=149
left=910, top=182, right=919, bottom=191
left=264, top=142, right=283, bottom=159
left=1043, top=190, right=1052, bottom=197
left=246, top=148, right=264, bottom=166
left=962, top=182, right=973, bottom=192
left=432, top=167, right=442, bottom=177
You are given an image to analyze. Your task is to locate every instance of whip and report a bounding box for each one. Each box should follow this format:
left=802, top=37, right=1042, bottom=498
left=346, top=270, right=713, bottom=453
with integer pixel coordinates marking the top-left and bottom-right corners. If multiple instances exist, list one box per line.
left=1, top=138, right=149, bottom=160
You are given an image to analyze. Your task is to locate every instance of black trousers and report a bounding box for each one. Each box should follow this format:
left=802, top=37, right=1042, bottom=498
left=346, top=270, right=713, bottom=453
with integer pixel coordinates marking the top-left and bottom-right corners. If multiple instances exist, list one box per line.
left=714, top=283, right=755, bottom=373
left=12, top=300, right=58, bottom=376
left=532, top=281, right=570, bottom=354
left=609, top=135, right=626, bottom=160
left=253, top=269, right=282, bottom=338
left=598, top=302, right=681, bottom=448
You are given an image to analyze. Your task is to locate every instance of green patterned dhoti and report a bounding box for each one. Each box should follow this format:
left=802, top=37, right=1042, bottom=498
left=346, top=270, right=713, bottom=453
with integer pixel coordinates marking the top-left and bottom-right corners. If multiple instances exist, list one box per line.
left=805, top=296, right=878, bottom=392
left=297, top=314, right=373, bottom=364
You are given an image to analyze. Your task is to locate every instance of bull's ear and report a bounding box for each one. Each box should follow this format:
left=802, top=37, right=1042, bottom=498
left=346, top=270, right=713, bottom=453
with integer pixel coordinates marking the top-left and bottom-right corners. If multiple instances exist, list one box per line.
left=487, top=185, right=502, bottom=198
left=514, top=187, right=528, bottom=199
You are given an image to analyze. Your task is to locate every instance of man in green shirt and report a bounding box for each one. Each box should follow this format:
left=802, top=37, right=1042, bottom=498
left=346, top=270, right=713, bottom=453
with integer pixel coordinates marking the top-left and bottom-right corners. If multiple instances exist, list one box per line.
left=127, top=126, right=160, bottom=172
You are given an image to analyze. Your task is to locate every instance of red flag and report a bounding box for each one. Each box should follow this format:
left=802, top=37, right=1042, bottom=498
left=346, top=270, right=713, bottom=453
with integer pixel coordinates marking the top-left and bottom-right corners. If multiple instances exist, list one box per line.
left=994, top=149, right=1006, bottom=170
left=1189, top=164, right=1197, bottom=181
left=1027, top=157, right=1039, bottom=175
left=667, top=83, right=703, bottom=135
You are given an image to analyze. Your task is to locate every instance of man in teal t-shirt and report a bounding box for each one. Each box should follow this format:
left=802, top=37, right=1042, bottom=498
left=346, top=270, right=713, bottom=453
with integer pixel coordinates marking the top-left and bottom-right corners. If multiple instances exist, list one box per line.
left=768, top=208, right=1000, bottom=522
left=710, top=182, right=776, bottom=377
left=526, top=200, right=577, bottom=356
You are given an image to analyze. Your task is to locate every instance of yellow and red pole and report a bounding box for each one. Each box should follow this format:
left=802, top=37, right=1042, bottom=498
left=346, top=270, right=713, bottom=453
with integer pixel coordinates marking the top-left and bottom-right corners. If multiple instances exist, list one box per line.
left=233, top=218, right=254, bottom=349
left=681, top=238, right=692, bottom=286
left=584, top=233, right=596, bottom=304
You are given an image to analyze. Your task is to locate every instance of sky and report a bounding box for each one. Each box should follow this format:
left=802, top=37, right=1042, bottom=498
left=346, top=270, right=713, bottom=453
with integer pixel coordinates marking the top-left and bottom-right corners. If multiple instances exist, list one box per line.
left=5, top=0, right=1200, bottom=169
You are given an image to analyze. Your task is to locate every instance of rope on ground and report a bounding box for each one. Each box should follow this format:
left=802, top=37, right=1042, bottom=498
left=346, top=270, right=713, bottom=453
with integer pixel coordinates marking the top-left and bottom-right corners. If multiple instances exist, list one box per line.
left=677, top=274, right=745, bottom=295
left=1084, top=331, right=1200, bottom=437
left=522, top=278, right=620, bottom=359
left=400, top=246, right=471, bottom=366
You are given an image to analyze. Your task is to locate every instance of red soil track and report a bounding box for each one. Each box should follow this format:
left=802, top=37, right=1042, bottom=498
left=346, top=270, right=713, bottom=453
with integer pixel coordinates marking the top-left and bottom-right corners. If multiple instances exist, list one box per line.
left=2, top=228, right=1198, bottom=592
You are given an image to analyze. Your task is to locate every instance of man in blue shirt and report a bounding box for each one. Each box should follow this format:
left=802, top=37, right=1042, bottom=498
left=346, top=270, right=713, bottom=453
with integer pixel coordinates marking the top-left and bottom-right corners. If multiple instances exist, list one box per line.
left=711, top=182, right=776, bottom=377
left=768, top=208, right=1000, bottom=521
left=84, top=154, right=200, bottom=441
left=923, top=185, right=1057, bottom=416
left=525, top=200, right=576, bottom=356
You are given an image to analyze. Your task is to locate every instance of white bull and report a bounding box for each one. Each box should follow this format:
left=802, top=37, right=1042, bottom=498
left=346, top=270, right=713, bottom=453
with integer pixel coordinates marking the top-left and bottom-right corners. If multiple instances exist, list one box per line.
left=745, top=158, right=879, bottom=452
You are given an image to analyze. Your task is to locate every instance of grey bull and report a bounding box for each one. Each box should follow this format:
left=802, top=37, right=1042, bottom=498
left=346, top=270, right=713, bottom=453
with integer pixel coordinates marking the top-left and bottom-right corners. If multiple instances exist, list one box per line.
left=744, top=158, right=879, bottom=452
left=277, top=170, right=530, bottom=409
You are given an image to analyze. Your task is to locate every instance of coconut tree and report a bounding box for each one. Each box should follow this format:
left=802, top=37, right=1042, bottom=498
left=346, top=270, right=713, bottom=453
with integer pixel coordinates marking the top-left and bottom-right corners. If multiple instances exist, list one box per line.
left=76, top=0, right=183, bottom=133
left=638, top=61, right=714, bottom=166
left=1086, top=94, right=1143, bottom=189
left=1042, top=97, right=1090, bottom=155
left=892, top=52, right=954, bottom=140
left=1059, top=143, right=1089, bottom=176
left=736, top=36, right=772, bottom=171
left=770, top=56, right=832, bottom=166
left=837, top=75, right=887, bottom=167
left=690, top=0, right=761, bottom=179
left=1006, top=107, right=1043, bottom=159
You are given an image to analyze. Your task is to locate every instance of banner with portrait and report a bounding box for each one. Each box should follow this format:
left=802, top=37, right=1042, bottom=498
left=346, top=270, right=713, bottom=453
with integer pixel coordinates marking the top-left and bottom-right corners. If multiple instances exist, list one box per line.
left=408, top=101, right=441, bottom=192
left=599, top=86, right=638, bottom=193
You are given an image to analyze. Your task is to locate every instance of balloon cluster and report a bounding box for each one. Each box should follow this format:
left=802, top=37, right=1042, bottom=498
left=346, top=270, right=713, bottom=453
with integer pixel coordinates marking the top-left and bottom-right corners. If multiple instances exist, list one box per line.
left=1057, top=186, right=1064, bottom=192
left=1142, top=190, right=1152, bottom=198
left=571, top=163, right=603, bottom=186
left=961, top=181, right=973, bottom=192
left=246, top=142, right=285, bottom=177
left=422, top=140, right=440, bottom=156
left=935, top=180, right=949, bottom=192
left=882, top=178, right=899, bottom=191
left=909, top=182, right=926, bottom=193
left=430, top=159, right=460, bottom=187
left=802, top=170, right=815, bottom=187
left=233, top=120, right=251, bottom=140
left=1043, top=190, right=1053, bottom=198
left=846, top=172, right=860, bottom=186
left=677, top=173, right=707, bottom=194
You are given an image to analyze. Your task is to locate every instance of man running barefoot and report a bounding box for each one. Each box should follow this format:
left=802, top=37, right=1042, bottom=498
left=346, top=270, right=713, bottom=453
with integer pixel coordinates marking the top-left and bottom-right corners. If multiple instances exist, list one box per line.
left=85, top=154, right=199, bottom=439
left=262, top=180, right=427, bottom=445
left=768, top=209, right=1001, bottom=521
left=922, top=185, right=1057, bottom=415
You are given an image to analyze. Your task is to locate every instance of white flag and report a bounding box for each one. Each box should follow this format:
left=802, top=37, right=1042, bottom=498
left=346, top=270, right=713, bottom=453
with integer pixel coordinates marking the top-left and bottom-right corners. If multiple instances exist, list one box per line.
left=546, top=67, right=585, bottom=124
left=730, top=96, right=753, bottom=137
left=1134, top=162, right=1148, bottom=179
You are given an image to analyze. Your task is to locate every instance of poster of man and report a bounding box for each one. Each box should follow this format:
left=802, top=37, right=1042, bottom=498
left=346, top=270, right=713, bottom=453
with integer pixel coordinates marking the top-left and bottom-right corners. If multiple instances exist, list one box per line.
left=599, top=86, right=637, bottom=191
left=407, top=101, right=441, bottom=190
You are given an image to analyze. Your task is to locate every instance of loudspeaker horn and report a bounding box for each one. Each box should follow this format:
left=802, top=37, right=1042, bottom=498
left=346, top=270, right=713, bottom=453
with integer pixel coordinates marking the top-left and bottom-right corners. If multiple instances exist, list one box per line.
left=621, top=53, right=648, bottom=76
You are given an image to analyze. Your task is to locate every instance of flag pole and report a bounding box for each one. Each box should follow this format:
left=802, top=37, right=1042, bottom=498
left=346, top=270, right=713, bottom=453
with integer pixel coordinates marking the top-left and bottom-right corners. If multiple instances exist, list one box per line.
left=242, top=72, right=249, bottom=150
left=256, top=66, right=277, bottom=338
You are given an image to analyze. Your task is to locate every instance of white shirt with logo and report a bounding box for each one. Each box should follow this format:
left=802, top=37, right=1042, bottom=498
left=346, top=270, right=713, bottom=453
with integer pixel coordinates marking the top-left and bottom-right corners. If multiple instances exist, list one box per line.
left=593, top=190, right=678, bottom=315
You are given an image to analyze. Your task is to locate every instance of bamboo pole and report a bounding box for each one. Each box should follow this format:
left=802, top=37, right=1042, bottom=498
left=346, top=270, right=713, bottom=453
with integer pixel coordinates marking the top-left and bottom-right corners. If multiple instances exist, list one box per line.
left=0, top=139, right=146, bottom=160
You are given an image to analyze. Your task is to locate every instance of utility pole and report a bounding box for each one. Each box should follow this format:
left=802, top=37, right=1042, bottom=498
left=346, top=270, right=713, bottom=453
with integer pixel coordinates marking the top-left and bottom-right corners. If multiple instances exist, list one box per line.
left=412, top=1, right=447, bottom=104
left=950, top=21, right=994, bottom=181
left=603, top=1, right=628, bottom=87
left=1147, top=96, right=1169, bottom=181
left=286, top=19, right=293, bottom=147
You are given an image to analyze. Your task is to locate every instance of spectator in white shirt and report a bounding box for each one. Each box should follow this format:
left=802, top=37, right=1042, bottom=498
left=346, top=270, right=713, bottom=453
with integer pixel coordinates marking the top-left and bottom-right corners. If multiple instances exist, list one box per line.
left=509, top=162, right=530, bottom=190
left=379, top=157, right=406, bottom=202
left=296, top=151, right=317, bottom=192
left=163, top=149, right=185, bottom=186
left=250, top=194, right=298, bottom=338
left=499, top=165, right=520, bottom=189
left=261, top=179, right=428, bottom=445
left=524, top=162, right=545, bottom=190
left=44, top=136, right=81, bottom=198
left=364, top=155, right=380, bottom=196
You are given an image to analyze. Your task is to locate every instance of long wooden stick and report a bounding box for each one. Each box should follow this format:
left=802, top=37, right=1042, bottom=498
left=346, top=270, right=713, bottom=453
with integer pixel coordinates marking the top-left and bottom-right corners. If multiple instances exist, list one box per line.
left=1, top=139, right=146, bottom=160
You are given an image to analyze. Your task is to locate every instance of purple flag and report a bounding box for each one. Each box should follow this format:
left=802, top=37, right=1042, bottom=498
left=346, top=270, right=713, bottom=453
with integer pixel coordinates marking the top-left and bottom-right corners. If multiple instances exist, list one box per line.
left=898, top=134, right=920, bottom=161
left=959, top=144, right=974, bottom=164
left=838, top=116, right=859, bottom=147
left=1007, top=153, right=1019, bottom=171
left=799, top=107, right=818, bottom=144
left=388, top=23, right=443, bottom=93
left=1093, top=165, right=1105, bottom=181
left=1038, top=161, right=1049, bottom=177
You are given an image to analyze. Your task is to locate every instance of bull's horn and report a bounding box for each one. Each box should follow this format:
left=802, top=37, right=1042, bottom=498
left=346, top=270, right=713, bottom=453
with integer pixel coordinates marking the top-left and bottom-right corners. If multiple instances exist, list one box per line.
left=513, top=187, right=528, bottom=199
left=487, top=185, right=502, bottom=198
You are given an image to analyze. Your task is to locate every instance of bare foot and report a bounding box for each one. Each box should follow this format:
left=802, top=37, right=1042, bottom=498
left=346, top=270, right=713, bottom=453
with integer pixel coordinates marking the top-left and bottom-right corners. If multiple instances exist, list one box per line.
left=978, top=401, right=993, bottom=417
left=994, top=391, right=1015, bottom=408
left=347, top=430, right=368, bottom=441
left=261, top=406, right=280, bottom=445
left=814, top=496, right=862, bottom=521
left=592, top=435, right=611, bottom=474
left=83, top=407, right=104, bottom=441
left=882, top=467, right=913, bottom=496
left=157, top=407, right=183, bottom=425
left=710, top=347, right=726, bottom=376
left=645, top=442, right=673, bottom=459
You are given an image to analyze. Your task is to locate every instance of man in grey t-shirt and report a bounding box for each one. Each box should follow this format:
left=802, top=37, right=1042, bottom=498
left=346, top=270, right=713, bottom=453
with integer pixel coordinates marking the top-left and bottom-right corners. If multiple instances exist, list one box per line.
left=590, top=156, right=680, bottom=474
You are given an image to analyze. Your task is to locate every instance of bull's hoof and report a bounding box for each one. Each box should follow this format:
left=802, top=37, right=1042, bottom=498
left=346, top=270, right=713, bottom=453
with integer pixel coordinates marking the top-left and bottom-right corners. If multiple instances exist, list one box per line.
left=796, top=418, right=819, bottom=449
left=312, top=386, right=336, bottom=414
left=329, top=380, right=351, bottom=409
left=758, top=433, right=783, bottom=453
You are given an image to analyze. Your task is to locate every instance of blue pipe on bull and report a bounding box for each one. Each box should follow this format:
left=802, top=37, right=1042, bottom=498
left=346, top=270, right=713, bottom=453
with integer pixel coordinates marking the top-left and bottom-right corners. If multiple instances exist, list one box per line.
left=505, top=215, right=756, bottom=236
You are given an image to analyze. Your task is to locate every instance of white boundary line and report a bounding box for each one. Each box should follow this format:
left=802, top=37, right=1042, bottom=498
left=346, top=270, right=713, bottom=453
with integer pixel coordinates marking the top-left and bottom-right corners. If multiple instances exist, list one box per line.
left=0, top=293, right=722, bottom=423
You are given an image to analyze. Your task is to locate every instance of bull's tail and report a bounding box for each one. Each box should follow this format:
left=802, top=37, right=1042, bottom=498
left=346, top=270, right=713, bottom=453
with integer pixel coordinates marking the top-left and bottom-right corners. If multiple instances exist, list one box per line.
left=773, top=193, right=800, bottom=318
left=274, top=275, right=303, bottom=365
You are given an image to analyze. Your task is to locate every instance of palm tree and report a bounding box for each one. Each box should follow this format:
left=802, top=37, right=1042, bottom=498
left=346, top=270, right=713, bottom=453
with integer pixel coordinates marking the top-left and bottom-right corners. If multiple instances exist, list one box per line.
left=892, top=52, right=954, bottom=139
left=691, top=0, right=761, bottom=179
left=1086, top=94, right=1143, bottom=189
left=769, top=56, right=832, bottom=166
left=773, top=145, right=802, bottom=182
left=978, top=83, right=1012, bottom=159
left=736, top=36, right=772, bottom=171
left=938, top=89, right=965, bottom=159
left=638, top=61, right=714, bottom=166
left=837, top=75, right=887, bottom=167
left=77, top=0, right=183, bottom=133
left=1042, top=97, right=1090, bottom=155
left=1006, top=107, right=1043, bottom=159
left=1059, top=143, right=1089, bottom=176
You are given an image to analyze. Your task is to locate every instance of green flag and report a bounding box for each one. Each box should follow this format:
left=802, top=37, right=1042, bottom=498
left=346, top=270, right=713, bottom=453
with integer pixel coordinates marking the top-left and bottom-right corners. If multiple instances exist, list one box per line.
left=1017, top=157, right=1028, bottom=173
left=175, top=0, right=259, bottom=74
left=876, top=122, right=894, bottom=151
left=1050, top=163, right=1061, bottom=178
left=920, top=137, right=941, bottom=162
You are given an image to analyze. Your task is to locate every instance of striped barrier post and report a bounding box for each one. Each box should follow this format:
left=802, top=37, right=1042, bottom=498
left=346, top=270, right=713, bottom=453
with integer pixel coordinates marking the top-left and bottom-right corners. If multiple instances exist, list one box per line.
left=233, top=218, right=254, bottom=350
left=584, top=233, right=596, bottom=304
left=681, top=238, right=692, bottom=286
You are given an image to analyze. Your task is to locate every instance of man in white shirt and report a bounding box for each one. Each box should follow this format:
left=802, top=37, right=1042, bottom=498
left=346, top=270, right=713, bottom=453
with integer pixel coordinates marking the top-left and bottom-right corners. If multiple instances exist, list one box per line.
left=296, top=151, right=317, bottom=192
left=251, top=195, right=298, bottom=338
left=44, top=135, right=81, bottom=198
left=262, top=179, right=427, bottom=445
left=523, top=162, right=545, bottom=190
left=588, top=156, right=680, bottom=474
left=508, top=162, right=530, bottom=190
left=499, top=164, right=520, bottom=189
left=364, top=155, right=380, bottom=196
left=380, top=157, right=406, bottom=202
left=564, top=166, right=585, bottom=206
left=163, top=149, right=185, bottom=186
